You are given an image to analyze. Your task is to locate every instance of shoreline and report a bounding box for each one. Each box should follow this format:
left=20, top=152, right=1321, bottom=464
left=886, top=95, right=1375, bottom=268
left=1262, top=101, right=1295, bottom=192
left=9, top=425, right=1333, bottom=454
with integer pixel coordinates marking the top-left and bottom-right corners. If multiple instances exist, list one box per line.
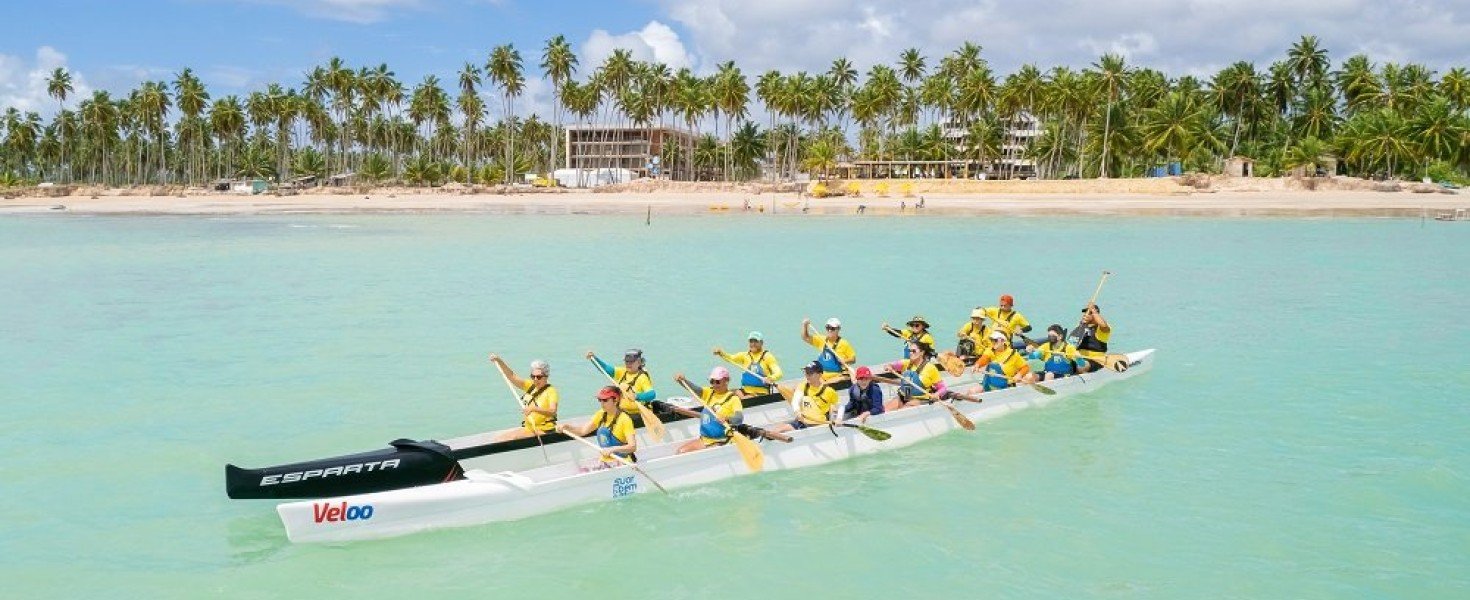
left=2, top=188, right=1464, bottom=219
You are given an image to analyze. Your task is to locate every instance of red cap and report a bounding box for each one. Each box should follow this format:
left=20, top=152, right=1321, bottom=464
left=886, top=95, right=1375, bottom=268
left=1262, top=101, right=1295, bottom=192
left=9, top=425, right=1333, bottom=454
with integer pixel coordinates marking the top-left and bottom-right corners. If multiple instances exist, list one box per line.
left=855, top=366, right=873, bottom=379
left=596, top=386, right=621, bottom=401
left=1000, top=294, right=1014, bottom=305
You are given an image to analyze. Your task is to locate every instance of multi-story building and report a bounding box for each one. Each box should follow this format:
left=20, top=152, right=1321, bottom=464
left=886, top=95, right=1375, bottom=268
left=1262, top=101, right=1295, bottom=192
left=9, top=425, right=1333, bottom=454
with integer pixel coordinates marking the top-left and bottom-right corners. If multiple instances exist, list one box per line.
left=562, top=124, right=696, bottom=181
left=941, top=111, right=1041, bottom=179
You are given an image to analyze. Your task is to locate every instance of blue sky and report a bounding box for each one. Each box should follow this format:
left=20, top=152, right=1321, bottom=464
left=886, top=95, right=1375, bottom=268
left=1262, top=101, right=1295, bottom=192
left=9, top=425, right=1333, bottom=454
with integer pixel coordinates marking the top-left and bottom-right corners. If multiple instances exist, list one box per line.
left=4, top=0, right=1469, bottom=117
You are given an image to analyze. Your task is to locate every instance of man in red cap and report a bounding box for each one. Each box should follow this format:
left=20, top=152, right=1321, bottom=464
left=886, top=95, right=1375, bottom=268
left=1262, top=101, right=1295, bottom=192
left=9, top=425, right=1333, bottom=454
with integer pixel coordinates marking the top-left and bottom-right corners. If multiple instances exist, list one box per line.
left=842, top=365, right=888, bottom=423
left=558, top=386, right=638, bottom=467
left=985, top=294, right=1032, bottom=349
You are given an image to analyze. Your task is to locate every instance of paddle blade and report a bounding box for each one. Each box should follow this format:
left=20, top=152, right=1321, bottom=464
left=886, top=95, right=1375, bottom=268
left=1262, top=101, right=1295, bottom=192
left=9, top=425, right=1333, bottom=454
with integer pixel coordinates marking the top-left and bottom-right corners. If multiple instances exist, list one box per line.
left=1104, top=354, right=1130, bottom=372
left=637, top=403, right=668, bottom=442
left=939, top=354, right=965, bottom=377
left=731, top=432, right=764, bottom=472
left=943, top=402, right=976, bottom=430
left=854, top=424, right=892, bottom=441
left=1033, top=383, right=1057, bottom=395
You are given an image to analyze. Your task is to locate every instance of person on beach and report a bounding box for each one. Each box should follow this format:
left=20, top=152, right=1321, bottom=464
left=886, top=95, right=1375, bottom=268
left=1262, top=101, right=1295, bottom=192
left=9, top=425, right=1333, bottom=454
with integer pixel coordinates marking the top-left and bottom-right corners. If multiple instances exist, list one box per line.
left=1026, top=324, right=1082, bottom=380
left=674, top=368, right=745, bottom=454
left=956, top=307, right=992, bottom=361
left=843, top=365, right=889, bottom=422
left=714, top=331, right=784, bottom=397
left=985, top=294, right=1033, bottom=349
left=802, top=317, right=857, bottom=382
left=1071, top=302, right=1112, bottom=373
left=589, top=349, right=656, bottom=414
left=488, top=355, right=559, bottom=441
left=882, top=315, right=936, bottom=359
left=768, top=361, right=842, bottom=433
left=974, top=330, right=1035, bottom=391
left=558, top=386, right=638, bottom=467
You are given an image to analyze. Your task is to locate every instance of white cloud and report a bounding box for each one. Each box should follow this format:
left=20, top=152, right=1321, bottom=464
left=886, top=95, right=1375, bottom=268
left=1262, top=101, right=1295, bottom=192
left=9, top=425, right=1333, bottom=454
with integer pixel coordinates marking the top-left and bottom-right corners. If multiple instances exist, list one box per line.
left=581, top=21, right=695, bottom=72
left=0, top=46, right=91, bottom=116
left=656, top=0, right=1470, bottom=78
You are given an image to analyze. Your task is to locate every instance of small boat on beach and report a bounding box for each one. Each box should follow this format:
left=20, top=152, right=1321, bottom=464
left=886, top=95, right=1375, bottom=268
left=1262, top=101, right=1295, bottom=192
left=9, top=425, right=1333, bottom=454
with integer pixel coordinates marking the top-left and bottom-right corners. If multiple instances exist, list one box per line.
left=275, top=349, right=1156, bottom=544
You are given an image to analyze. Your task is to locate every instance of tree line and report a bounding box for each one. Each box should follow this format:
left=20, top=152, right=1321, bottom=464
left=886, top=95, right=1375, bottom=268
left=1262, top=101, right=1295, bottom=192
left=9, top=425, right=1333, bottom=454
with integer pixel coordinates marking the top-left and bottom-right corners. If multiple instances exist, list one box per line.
left=2, top=34, right=1468, bottom=188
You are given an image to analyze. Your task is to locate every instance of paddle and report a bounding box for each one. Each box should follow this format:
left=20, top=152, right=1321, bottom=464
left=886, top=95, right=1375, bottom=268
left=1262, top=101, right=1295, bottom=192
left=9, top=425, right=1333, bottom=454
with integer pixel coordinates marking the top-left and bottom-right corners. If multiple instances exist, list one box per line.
left=677, top=380, right=764, bottom=472
left=972, top=365, right=1057, bottom=395
left=587, top=356, right=668, bottom=442
left=655, top=401, right=794, bottom=443
left=488, top=355, right=550, bottom=463
left=558, top=428, right=668, bottom=494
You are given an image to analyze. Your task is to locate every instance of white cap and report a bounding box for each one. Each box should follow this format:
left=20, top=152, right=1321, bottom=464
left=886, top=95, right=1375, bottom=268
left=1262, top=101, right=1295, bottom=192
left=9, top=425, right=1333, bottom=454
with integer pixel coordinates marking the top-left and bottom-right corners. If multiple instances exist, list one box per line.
left=825, top=317, right=842, bottom=328
left=988, top=330, right=1008, bottom=341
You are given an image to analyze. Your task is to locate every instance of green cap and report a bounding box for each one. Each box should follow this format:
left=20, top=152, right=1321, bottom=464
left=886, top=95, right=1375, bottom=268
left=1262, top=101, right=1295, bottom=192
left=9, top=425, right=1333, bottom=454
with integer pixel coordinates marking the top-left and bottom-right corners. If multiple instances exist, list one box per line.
left=747, top=331, right=764, bottom=342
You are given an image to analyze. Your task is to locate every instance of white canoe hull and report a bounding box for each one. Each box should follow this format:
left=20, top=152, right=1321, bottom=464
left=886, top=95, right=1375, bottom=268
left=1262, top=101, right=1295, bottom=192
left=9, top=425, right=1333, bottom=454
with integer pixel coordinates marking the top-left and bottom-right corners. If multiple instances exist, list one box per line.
left=279, top=349, right=1155, bottom=543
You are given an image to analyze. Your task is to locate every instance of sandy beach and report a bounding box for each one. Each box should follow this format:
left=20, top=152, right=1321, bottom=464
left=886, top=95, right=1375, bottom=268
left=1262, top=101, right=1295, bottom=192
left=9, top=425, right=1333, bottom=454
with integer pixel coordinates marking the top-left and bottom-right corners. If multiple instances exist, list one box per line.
left=1, top=177, right=1464, bottom=218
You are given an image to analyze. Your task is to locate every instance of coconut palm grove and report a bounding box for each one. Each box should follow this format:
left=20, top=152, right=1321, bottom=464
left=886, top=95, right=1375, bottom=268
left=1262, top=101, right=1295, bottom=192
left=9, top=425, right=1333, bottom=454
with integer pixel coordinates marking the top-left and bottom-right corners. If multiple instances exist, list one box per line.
left=4, top=34, right=1469, bottom=188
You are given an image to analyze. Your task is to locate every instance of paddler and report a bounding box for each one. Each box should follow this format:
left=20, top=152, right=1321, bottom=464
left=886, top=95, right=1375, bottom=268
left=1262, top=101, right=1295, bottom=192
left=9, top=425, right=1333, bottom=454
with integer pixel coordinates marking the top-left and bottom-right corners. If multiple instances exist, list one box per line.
left=885, top=340, right=948, bottom=407
left=801, top=317, right=857, bottom=382
left=488, top=355, right=559, bottom=441
left=955, top=307, right=991, bottom=361
left=674, top=368, right=745, bottom=454
left=588, top=349, right=657, bottom=414
left=843, top=366, right=890, bottom=423
left=1026, top=324, right=1081, bottom=380
left=558, top=385, right=637, bottom=467
left=974, top=330, right=1035, bottom=391
left=768, top=361, right=842, bottom=433
left=882, top=315, right=936, bottom=359
left=985, top=294, right=1033, bottom=349
left=713, top=331, right=784, bottom=397
left=1071, top=302, right=1112, bottom=373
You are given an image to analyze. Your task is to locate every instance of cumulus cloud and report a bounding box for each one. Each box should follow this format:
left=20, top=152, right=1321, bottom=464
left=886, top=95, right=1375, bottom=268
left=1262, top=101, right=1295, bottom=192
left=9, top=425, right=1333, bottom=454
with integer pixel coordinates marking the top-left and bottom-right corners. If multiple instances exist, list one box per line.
left=0, top=46, right=91, bottom=115
left=582, top=21, right=696, bottom=71
left=656, top=0, right=1470, bottom=78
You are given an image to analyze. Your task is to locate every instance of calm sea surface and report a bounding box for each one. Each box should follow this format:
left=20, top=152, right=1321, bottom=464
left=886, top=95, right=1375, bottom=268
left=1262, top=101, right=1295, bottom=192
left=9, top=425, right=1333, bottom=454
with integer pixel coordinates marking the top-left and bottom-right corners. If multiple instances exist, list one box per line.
left=1, top=212, right=1466, bottom=598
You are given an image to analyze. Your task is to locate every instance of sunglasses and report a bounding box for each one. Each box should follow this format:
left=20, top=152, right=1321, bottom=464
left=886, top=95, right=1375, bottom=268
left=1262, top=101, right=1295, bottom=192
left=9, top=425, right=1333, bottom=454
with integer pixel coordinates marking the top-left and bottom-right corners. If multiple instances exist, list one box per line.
left=531, top=374, right=548, bottom=380
left=598, top=397, right=616, bottom=403
left=825, top=326, right=839, bottom=330
left=709, top=378, right=728, bottom=384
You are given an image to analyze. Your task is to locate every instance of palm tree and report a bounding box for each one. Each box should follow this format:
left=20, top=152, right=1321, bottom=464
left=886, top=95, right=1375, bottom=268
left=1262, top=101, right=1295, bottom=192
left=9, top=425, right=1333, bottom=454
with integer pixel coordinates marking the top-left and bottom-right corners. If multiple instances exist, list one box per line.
left=540, top=35, right=577, bottom=172
left=1141, top=91, right=1218, bottom=169
left=457, top=63, right=483, bottom=183
left=487, top=44, right=525, bottom=184
left=1287, top=35, right=1330, bottom=90
left=899, top=48, right=926, bottom=84
left=208, top=96, right=245, bottom=179
left=173, top=68, right=210, bottom=185
left=1092, top=53, right=1129, bottom=178
left=46, top=68, right=73, bottom=182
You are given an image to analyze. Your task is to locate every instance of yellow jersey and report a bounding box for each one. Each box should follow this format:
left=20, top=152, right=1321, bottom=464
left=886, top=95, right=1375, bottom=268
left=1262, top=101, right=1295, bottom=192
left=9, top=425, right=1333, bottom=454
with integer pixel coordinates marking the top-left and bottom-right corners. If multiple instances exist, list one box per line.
left=984, top=307, right=1031, bottom=337
left=721, top=349, right=784, bottom=395
left=1077, top=325, right=1112, bottom=360
left=957, top=320, right=991, bottom=348
left=796, top=382, right=840, bottom=424
left=611, top=367, right=654, bottom=414
left=518, top=380, right=559, bottom=433
left=588, top=408, right=637, bottom=465
left=894, top=358, right=943, bottom=396
left=808, top=336, right=857, bottom=382
left=698, top=389, right=744, bottom=443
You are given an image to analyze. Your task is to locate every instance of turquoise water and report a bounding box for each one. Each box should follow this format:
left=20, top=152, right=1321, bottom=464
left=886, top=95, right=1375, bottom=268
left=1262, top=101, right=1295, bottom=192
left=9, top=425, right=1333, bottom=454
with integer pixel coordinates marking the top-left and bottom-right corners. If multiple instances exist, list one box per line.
left=1, top=213, right=1467, bottom=598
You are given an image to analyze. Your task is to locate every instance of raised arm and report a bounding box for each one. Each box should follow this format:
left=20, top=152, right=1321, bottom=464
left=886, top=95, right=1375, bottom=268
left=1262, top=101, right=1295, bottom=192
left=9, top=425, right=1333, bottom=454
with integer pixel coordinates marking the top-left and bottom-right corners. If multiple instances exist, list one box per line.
left=488, top=354, right=526, bottom=390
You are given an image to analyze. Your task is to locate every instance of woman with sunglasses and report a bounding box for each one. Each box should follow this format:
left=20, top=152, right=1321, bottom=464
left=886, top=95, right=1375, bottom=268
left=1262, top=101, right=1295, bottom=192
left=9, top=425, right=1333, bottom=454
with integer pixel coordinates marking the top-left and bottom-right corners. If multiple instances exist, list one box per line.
left=558, top=386, right=638, bottom=467
left=487, top=355, right=559, bottom=441
left=673, top=368, right=745, bottom=454
left=588, top=348, right=657, bottom=414
left=881, top=314, right=935, bottom=359
left=800, top=317, right=857, bottom=383
left=974, top=330, right=1035, bottom=391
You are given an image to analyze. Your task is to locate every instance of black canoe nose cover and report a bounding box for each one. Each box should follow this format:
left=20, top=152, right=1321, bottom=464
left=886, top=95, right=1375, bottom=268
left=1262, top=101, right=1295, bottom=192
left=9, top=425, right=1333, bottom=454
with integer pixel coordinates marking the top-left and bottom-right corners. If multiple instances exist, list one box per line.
left=225, top=439, right=463, bottom=500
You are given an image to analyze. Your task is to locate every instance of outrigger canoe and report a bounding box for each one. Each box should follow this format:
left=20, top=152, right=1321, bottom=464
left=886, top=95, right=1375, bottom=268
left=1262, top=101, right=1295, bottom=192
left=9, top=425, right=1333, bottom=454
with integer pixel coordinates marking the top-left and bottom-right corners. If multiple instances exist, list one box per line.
left=276, top=349, right=1155, bottom=543
left=226, top=379, right=846, bottom=500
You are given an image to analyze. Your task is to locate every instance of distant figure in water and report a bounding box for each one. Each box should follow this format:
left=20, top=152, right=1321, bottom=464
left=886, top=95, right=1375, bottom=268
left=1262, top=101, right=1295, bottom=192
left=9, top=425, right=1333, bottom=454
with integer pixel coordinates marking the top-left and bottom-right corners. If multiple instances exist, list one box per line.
left=742, top=198, right=751, bottom=211
left=899, top=201, right=906, bottom=212
left=917, top=196, right=925, bottom=209
left=857, top=204, right=867, bottom=214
